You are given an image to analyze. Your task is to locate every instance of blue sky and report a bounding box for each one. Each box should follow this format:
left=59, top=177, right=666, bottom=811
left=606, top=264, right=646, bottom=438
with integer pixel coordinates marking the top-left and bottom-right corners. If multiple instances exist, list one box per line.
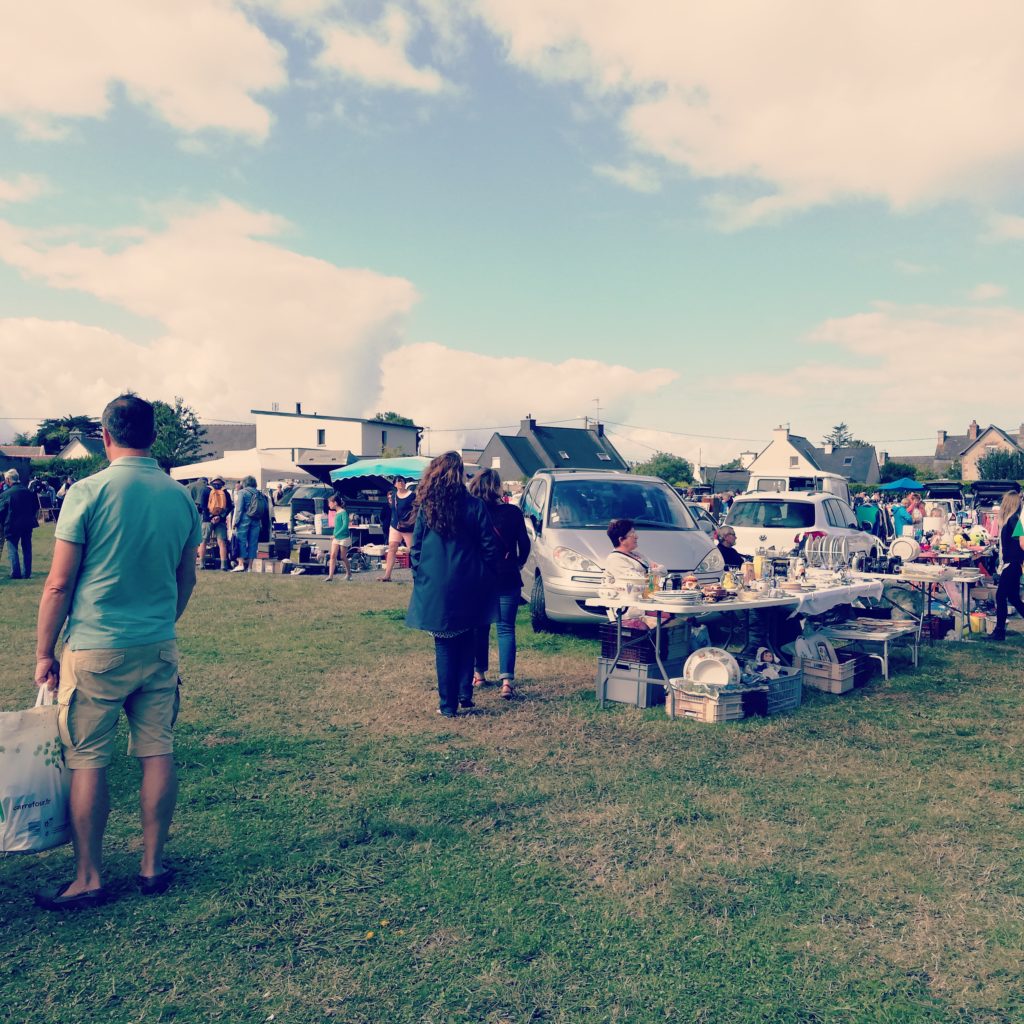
left=2, top=1, right=1023, bottom=465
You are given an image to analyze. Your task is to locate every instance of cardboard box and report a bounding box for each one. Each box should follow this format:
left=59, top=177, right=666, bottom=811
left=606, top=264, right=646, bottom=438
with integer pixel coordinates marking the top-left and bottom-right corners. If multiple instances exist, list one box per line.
left=665, top=688, right=751, bottom=723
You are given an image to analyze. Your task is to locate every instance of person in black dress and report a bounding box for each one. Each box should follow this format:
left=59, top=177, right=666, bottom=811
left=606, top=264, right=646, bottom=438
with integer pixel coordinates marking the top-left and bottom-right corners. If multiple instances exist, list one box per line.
left=991, top=491, right=1024, bottom=641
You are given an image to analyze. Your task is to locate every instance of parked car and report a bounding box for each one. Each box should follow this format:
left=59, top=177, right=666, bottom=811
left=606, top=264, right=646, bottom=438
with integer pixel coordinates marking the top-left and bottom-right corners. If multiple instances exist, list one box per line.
left=685, top=502, right=719, bottom=537
left=518, top=469, right=724, bottom=630
left=273, top=484, right=335, bottom=530
left=723, top=492, right=884, bottom=558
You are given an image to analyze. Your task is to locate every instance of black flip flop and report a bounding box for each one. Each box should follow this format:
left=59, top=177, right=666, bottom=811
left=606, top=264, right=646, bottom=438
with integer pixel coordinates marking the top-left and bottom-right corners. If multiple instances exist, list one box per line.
left=137, top=868, right=176, bottom=896
left=34, top=882, right=110, bottom=911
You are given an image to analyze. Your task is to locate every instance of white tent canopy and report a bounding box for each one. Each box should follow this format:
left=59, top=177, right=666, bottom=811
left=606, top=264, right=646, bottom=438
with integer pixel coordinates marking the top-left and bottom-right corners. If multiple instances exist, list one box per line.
left=170, top=449, right=317, bottom=489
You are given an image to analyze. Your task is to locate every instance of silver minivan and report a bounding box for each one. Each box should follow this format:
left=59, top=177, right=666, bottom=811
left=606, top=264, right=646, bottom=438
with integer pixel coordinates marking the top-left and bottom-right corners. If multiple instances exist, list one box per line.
left=518, top=469, right=724, bottom=630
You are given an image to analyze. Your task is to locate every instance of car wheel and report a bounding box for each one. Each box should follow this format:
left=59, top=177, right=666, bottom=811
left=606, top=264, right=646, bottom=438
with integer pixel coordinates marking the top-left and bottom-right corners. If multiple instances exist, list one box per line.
left=530, top=575, right=560, bottom=633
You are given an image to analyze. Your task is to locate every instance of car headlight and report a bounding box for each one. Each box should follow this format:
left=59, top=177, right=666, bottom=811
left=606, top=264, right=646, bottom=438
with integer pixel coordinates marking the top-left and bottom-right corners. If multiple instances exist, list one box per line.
left=694, top=547, right=724, bottom=573
left=552, top=547, right=603, bottom=573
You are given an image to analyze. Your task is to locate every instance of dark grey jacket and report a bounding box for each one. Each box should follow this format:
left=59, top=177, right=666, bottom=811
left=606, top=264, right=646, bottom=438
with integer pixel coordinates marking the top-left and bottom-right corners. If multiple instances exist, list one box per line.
left=405, top=494, right=502, bottom=633
left=0, top=483, right=38, bottom=538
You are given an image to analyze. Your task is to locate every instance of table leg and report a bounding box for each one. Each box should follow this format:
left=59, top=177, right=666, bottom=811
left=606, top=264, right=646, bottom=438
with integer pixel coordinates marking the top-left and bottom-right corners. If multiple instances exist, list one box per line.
left=599, top=609, right=625, bottom=709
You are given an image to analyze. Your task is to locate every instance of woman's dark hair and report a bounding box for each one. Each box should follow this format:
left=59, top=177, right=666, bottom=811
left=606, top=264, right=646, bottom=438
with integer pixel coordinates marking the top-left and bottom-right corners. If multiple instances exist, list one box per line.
left=415, top=451, right=466, bottom=537
left=328, top=494, right=346, bottom=509
left=607, top=518, right=635, bottom=548
left=469, top=468, right=503, bottom=505
left=101, top=393, right=156, bottom=449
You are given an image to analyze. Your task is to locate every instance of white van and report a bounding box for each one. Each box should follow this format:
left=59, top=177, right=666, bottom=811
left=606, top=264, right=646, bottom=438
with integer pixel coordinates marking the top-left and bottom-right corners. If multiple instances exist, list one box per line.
left=746, top=472, right=851, bottom=505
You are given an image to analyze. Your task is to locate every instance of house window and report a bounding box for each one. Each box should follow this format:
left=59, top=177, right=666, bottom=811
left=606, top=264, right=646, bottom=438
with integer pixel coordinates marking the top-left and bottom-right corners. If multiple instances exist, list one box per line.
left=789, top=456, right=799, bottom=467
left=843, top=457, right=853, bottom=466
left=316, top=429, right=326, bottom=445
left=597, top=452, right=611, bottom=461
left=558, top=450, right=570, bottom=460
left=491, top=456, right=501, bottom=469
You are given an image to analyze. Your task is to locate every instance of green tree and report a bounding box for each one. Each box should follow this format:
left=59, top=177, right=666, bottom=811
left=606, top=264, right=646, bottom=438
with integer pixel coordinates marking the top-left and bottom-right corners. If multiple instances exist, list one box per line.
left=977, top=449, right=1024, bottom=480
left=374, top=411, right=415, bottom=426
left=31, top=454, right=108, bottom=482
left=12, top=431, right=34, bottom=446
left=719, top=457, right=742, bottom=471
left=879, top=461, right=919, bottom=484
left=944, top=460, right=962, bottom=480
left=151, top=397, right=207, bottom=470
left=632, top=452, right=693, bottom=486
left=822, top=423, right=871, bottom=448
left=32, top=414, right=102, bottom=454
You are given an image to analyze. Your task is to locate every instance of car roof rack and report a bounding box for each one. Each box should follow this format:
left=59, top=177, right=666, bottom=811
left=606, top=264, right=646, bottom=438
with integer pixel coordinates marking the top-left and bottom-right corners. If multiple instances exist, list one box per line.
left=532, top=467, right=629, bottom=475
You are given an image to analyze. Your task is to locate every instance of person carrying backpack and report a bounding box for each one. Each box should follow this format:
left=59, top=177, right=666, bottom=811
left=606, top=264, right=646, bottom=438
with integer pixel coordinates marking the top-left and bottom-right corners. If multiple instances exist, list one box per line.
left=231, top=475, right=268, bottom=573
left=198, top=476, right=233, bottom=570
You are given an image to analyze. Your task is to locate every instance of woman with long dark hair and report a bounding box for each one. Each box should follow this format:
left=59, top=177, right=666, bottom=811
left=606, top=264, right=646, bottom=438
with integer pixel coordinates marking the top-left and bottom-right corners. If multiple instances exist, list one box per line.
left=405, top=452, right=501, bottom=717
left=991, top=490, right=1024, bottom=641
left=469, top=469, right=530, bottom=698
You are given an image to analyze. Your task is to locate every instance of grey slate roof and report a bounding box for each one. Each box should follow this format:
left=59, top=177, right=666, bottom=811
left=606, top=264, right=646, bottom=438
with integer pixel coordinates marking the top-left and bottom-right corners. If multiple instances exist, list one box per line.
left=501, top=436, right=545, bottom=477
left=198, top=423, right=257, bottom=461
left=937, top=434, right=969, bottom=459
left=814, top=446, right=878, bottom=482
left=524, top=425, right=629, bottom=471
left=786, top=433, right=822, bottom=468
left=55, top=435, right=105, bottom=458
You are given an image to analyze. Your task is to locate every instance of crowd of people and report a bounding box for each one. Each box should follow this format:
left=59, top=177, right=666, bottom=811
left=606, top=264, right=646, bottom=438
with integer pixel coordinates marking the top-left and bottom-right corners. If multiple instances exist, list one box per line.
left=14, top=390, right=1024, bottom=912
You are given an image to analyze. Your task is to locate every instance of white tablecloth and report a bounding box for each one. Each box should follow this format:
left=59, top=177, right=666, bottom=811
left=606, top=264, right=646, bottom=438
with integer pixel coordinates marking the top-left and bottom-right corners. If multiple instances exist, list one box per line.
left=791, top=580, right=883, bottom=617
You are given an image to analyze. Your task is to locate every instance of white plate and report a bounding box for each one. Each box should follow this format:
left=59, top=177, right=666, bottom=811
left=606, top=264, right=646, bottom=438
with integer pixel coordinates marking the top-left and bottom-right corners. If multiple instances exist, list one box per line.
left=682, top=647, right=741, bottom=686
left=889, top=537, right=921, bottom=563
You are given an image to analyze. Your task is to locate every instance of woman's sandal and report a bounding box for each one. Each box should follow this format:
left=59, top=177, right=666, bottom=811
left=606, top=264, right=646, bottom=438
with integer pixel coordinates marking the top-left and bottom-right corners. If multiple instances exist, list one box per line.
left=472, top=675, right=489, bottom=688
left=500, top=681, right=516, bottom=700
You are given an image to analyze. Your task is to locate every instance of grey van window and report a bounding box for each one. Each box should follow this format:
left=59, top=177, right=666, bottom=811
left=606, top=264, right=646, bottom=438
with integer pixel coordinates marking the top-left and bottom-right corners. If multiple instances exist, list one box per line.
left=548, top=479, right=695, bottom=530
left=727, top=500, right=816, bottom=529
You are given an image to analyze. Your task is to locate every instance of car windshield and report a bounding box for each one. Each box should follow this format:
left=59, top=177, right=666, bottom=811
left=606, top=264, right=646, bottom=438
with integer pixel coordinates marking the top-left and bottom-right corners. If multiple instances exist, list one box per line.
left=548, top=479, right=696, bottom=530
left=726, top=500, right=816, bottom=529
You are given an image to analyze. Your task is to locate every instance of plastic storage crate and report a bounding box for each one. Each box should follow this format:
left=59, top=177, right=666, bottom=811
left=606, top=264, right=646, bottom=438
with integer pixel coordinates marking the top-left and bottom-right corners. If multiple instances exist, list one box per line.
left=596, top=656, right=683, bottom=707
left=665, top=686, right=769, bottom=723
left=598, top=623, right=689, bottom=665
left=765, top=666, right=803, bottom=715
left=797, top=652, right=871, bottom=694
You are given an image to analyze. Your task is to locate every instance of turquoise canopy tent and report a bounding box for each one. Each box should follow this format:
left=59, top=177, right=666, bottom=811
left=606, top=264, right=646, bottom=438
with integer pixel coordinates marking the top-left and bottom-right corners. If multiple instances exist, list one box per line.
left=877, top=476, right=923, bottom=491
left=329, top=456, right=431, bottom=482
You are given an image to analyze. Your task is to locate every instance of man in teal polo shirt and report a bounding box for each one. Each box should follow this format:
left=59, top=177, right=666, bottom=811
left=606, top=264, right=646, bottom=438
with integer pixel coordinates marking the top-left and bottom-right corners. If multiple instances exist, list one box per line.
left=33, top=393, right=201, bottom=910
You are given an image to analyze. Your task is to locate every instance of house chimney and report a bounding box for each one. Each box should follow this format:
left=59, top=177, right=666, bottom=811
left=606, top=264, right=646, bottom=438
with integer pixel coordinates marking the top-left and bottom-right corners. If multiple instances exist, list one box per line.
left=967, top=419, right=979, bottom=442
left=1019, top=423, right=1024, bottom=441
left=773, top=425, right=790, bottom=440
left=936, top=429, right=946, bottom=446
left=823, top=443, right=834, bottom=455
left=296, top=402, right=302, bottom=415
left=520, top=414, right=536, bottom=434
left=879, top=451, right=888, bottom=466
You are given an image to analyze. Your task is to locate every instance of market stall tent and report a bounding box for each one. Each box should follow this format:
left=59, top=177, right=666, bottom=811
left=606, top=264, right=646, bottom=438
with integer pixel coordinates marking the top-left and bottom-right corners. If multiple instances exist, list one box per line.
left=329, top=456, right=431, bottom=481
left=878, top=477, right=923, bottom=491
left=170, top=448, right=317, bottom=489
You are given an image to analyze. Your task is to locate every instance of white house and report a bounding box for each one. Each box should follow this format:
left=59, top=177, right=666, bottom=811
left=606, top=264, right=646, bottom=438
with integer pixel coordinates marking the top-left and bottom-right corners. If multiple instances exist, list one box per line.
left=746, top=427, right=822, bottom=478
left=251, top=405, right=421, bottom=460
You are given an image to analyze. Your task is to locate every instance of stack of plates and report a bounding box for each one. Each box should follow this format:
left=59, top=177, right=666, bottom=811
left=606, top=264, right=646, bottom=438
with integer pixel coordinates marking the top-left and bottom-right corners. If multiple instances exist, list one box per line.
left=681, top=647, right=741, bottom=689
left=656, top=591, right=704, bottom=606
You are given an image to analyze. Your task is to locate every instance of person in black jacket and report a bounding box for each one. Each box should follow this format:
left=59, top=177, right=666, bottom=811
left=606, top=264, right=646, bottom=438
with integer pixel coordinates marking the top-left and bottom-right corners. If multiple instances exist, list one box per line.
left=991, top=490, right=1024, bottom=641
left=0, top=469, right=39, bottom=578
left=468, top=469, right=530, bottom=698
left=405, top=452, right=501, bottom=718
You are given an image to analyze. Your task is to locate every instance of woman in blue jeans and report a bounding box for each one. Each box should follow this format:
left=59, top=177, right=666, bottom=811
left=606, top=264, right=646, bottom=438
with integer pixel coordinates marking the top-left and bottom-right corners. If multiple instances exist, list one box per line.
left=405, top=453, right=502, bottom=718
left=469, top=469, right=531, bottom=699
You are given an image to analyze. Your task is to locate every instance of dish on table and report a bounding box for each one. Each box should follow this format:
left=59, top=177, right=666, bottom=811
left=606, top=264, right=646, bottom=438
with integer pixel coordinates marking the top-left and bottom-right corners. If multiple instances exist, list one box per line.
left=889, top=537, right=921, bottom=563
left=682, top=647, right=741, bottom=687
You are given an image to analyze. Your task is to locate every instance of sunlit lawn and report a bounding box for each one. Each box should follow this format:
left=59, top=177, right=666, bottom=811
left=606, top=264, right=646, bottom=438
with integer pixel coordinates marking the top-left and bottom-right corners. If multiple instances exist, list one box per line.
left=2, top=526, right=1023, bottom=1023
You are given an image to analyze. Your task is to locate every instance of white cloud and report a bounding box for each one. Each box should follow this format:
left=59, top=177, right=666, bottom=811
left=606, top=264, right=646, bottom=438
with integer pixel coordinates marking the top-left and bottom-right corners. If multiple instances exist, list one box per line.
left=0, top=200, right=418, bottom=419
left=969, top=283, right=1005, bottom=302
left=0, top=174, right=49, bottom=204
left=471, top=0, right=1024, bottom=224
left=0, top=0, right=286, bottom=140
left=731, top=303, right=1024, bottom=447
left=0, top=200, right=681, bottom=443
left=894, top=260, right=932, bottom=276
left=315, top=7, right=447, bottom=93
left=593, top=162, right=661, bottom=194
left=986, top=213, right=1024, bottom=241
left=376, top=341, right=676, bottom=451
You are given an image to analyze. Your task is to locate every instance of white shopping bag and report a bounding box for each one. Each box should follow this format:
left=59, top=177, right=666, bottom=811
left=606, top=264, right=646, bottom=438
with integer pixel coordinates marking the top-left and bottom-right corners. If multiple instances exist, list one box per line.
left=0, top=687, right=71, bottom=852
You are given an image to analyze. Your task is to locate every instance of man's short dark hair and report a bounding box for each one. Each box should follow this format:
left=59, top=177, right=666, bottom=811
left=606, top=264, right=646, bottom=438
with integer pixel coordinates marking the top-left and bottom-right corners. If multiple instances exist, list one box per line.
left=102, top=393, right=156, bottom=449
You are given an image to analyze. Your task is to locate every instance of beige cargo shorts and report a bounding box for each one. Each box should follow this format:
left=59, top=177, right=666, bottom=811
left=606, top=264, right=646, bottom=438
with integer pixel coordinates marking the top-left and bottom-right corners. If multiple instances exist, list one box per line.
left=57, top=641, right=181, bottom=769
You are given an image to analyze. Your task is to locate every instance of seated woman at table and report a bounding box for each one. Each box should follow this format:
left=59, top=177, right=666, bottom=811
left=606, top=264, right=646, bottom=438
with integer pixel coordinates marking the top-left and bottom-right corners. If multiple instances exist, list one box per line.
left=604, top=518, right=667, bottom=628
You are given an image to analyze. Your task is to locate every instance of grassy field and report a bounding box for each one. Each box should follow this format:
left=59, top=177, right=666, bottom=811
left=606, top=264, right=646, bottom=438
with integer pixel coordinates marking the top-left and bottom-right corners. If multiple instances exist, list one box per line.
left=2, top=526, right=1023, bottom=1024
